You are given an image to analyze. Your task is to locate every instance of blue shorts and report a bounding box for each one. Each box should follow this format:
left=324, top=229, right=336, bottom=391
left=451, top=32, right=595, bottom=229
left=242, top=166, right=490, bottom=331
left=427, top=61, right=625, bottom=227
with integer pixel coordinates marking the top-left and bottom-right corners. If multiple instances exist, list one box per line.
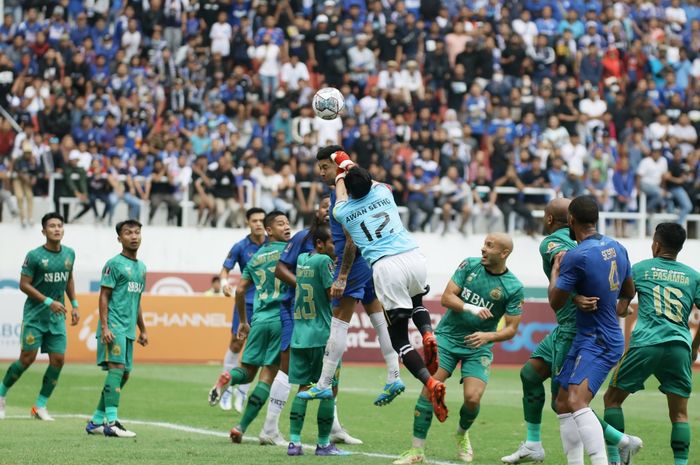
left=231, top=303, right=254, bottom=334
left=556, top=333, right=623, bottom=396
left=331, top=259, right=377, bottom=308
left=280, top=303, right=294, bottom=351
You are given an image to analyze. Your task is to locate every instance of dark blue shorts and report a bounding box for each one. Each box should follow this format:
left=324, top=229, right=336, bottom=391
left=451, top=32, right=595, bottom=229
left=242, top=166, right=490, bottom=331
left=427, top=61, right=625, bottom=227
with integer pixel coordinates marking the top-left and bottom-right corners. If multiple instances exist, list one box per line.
left=231, top=303, right=254, bottom=334
left=280, top=303, right=294, bottom=351
left=556, top=334, right=623, bottom=396
left=331, top=256, right=376, bottom=308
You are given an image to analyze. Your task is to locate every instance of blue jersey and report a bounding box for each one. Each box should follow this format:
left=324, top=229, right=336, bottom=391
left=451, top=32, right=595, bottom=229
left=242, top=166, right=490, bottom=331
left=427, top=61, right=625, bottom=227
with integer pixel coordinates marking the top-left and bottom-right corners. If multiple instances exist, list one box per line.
left=555, top=234, right=631, bottom=348
left=333, top=183, right=418, bottom=265
left=223, top=235, right=268, bottom=304
left=279, top=228, right=315, bottom=307
left=330, top=190, right=373, bottom=276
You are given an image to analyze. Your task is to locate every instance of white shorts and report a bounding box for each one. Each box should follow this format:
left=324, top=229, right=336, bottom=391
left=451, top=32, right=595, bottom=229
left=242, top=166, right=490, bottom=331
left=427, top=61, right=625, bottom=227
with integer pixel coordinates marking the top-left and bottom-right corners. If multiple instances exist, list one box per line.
left=373, top=249, right=427, bottom=310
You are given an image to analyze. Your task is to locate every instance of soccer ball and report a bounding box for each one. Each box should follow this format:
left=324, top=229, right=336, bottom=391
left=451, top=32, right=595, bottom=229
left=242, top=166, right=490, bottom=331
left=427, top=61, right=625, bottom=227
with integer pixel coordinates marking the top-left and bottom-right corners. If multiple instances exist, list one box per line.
left=313, top=87, right=345, bottom=120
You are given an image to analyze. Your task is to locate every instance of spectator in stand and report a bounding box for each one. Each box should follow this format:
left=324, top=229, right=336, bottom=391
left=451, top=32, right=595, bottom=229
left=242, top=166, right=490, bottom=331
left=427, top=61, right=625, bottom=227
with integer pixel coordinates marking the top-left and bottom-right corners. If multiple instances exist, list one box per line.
left=204, top=276, right=223, bottom=296
left=470, top=164, right=501, bottom=232
left=612, top=157, right=636, bottom=237
left=407, top=164, right=435, bottom=232
left=73, top=158, right=111, bottom=223
left=199, top=154, right=243, bottom=228
left=61, top=150, right=90, bottom=222
left=494, top=164, right=537, bottom=236
left=386, top=162, right=408, bottom=207
left=147, top=158, right=182, bottom=226
left=664, top=147, right=693, bottom=225
left=106, top=155, right=141, bottom=224
left=437, top=165, right=471, bottom=235
left=585, top=168, right=610, bottom=210
left=637, top=145, right=669, bottom=229
left=12, top=144, right=38, bottom=227
left=253, top=160, right=294, bottom=216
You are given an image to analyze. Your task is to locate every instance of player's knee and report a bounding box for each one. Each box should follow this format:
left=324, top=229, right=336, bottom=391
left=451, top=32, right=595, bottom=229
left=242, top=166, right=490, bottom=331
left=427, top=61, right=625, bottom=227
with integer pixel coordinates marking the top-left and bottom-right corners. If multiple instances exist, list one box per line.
left=19, top=351, right=37, bottom=367
left=554, top=393, right=569, bottom=414
left=49, top=355, right=65, bottom=368
left=603, top=387, right=623, bottom=408
left=670, top=411, right=688, bottom=423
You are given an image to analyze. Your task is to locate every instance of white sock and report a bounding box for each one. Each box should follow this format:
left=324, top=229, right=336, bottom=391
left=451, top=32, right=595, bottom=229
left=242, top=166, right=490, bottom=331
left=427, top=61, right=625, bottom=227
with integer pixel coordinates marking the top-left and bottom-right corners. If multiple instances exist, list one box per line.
left=369, top=312, right=400, bottom=383
left=317, top=318, right=349, bottom=390
left=558, top=413, right=584, bottom=465
left=573, top=407, right=608, bottom=465
left=223, top=348, right=239, bottom=373
left=263, top=371, right=291, bottom=434
left=236, top=383, right=250, bottom=397
left=331, top=401, right=342, bottom=434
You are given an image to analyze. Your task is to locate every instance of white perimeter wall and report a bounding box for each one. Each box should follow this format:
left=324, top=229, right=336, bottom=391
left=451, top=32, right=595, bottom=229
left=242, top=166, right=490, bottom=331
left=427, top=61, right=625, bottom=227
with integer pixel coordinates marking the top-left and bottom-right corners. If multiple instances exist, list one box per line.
left=1, top=224, right=699, bottom=295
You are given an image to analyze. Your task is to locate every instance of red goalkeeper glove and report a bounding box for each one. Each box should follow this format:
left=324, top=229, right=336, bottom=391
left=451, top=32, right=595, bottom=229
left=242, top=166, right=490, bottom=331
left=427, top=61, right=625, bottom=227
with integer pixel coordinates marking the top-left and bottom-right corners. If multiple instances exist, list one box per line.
left=331, top=150, right=355, bottom=171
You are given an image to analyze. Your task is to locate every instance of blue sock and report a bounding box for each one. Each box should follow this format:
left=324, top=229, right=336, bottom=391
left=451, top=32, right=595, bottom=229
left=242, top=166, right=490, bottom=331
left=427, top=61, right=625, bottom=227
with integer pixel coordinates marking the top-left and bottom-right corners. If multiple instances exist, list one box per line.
left=526, top=421, right=541, bottom=443
left=35, top=395, right=49, bottom=408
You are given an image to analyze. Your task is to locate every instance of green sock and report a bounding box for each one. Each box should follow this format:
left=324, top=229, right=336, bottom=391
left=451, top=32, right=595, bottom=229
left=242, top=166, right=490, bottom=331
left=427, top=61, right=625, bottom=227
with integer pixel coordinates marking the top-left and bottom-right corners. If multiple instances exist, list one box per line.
left=290, top=396, right=308, bottom=444
left=35, top=395, right=49, bottom=408
left=520, top=362, right=546, bottom=429
left=120, top=373, right=129, bottom=389
left=1, top=360, right=28, bottom=395
left=229, top=367, right=248, bottom=386
left=671, top=422, right=690, bottom=465
left=317, top=398, right=334, bottom=446
left=239, top=382, right=270, bottom=432
left=459, top=404, right=480, bottom=433
left=103, top=368, right=124, bottom=423
left=92, top=392, right=106, bottom=423
left=38, top=365, right=62, bottom=403
left=413, top=395, right=433, bottom=440
left=526, top=422, right=541, bottom=443
left=604, top=407, right=625, bottom=462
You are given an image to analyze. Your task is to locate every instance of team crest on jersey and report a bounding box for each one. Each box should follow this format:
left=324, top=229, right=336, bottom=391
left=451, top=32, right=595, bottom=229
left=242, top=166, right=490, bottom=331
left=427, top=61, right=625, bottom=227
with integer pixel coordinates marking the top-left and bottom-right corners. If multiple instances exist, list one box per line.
left=466, top=272, right=477, bottom=283
left=64, top=258, right=72, bottom=270
left=547, top=242, right=559, bottom=252
left=489, top=287, right=503, bottom=300
left=41, top=259, right=49, bottom=268
left=111, top=344, right=122, bottom=356
left=25, top=333, right=35, bottom=345
left=480, top=356, right=491, bottom=368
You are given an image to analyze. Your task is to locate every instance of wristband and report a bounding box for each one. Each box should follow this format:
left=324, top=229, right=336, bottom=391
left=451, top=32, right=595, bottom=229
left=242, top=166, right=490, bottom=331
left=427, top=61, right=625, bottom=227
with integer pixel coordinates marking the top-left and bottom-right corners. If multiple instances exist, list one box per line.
left=462, top=303, right=482, bottom=315
left=71, top=299, right=79, bottom=308
left=221, top=278, right=229, bottom=287
left=335, top=171, right=347, bottom=183
left=43, top=297, right=54, bottom=307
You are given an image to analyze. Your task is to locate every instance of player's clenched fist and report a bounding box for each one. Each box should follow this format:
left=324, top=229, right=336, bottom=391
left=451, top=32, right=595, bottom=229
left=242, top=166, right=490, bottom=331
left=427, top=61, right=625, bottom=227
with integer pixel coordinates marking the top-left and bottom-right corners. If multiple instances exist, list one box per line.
left=331, top=150, right=354, bottom=170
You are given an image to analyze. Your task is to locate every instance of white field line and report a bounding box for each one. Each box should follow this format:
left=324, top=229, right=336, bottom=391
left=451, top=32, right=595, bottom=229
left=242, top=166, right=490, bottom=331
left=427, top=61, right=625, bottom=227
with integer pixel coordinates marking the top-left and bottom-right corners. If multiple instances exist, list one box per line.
left=3, top=414, right=468, bottom=465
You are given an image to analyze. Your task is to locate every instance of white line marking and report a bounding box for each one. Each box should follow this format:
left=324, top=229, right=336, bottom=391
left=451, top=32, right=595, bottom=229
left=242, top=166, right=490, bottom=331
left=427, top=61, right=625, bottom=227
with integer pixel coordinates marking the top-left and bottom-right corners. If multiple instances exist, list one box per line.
left=2, top=413, right=468, bottom=465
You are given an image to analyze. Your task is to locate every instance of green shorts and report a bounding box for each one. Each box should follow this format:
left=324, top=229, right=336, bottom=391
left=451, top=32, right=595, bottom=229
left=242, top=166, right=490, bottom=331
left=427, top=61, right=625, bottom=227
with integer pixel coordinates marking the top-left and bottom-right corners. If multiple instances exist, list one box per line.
left=21, top=324, right=66, bottom=354
left=242, top=319, right=281, bottom=367
left=96, top=334, right=134, bottom=373
left=436, top=335, right=492, bottom=383
left=609, top=341, right=693, bottom=398
left=289, top=347, right=340, bottom=387
left=531, top=326, right=575, bottom=393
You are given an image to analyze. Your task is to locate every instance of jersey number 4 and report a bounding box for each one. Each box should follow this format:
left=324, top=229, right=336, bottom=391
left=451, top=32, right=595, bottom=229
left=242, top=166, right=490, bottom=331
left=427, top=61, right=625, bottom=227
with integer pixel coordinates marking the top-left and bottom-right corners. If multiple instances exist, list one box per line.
left=608, top=261, right=620, bottom=291
left=652, top=284, right=684, bottom=323
left=360, top=212, right=393, bottom=242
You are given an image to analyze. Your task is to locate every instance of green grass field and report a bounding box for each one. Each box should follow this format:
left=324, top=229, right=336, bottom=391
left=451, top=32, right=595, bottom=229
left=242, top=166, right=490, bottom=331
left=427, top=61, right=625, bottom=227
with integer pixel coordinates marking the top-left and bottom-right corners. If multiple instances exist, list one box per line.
left=0, top=363, right=697, bottom=465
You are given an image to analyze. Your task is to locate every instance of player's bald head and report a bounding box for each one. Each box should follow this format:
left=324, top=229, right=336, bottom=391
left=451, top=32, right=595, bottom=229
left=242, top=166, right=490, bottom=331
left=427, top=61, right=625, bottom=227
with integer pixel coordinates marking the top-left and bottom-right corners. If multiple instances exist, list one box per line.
left=546, top=198, right=571, bottom=225
left=490, top=232, right=513, bottom=255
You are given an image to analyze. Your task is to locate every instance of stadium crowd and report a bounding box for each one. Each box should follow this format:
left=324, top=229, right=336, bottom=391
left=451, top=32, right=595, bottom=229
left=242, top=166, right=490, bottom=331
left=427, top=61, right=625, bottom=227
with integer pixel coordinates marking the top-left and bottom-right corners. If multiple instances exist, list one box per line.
left=0, top=0, right=699, bottom=236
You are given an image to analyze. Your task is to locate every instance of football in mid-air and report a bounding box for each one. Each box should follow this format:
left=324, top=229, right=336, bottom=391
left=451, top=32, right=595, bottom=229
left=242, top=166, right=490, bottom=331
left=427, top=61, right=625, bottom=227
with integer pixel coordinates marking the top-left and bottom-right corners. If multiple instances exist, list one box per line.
left=313, top=87, right=345, bottom=120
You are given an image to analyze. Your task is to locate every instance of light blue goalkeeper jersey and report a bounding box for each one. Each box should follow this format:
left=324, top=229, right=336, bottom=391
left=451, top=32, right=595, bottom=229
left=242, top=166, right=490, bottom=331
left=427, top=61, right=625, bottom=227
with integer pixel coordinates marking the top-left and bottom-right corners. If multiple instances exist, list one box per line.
left=333, top=183, right=418, bottom=265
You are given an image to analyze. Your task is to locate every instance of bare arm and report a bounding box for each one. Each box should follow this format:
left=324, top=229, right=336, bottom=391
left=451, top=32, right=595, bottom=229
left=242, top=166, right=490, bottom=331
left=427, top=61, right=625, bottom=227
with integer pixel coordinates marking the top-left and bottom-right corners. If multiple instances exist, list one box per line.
left=66, top=271, right=80, bottom=325
left=441, top=279, right=494, bottom=319
left=330, top=227, right=357, bottom=299
left=220, top=266, right=233, bottom=296
left=99, top=286, right=114, bottom=343
left=235, top=278, right=252, bottom=338
left=335, top=177, right=348, bottom=202
left=137, top=304, right=148, bottom=346
left=692, top=313, right=700, bottom=361
left=616, top=276, right=636, bottom=317
left=275, top=261, right=297, bottom=288
left=548, top=252, right=570, bottom=311
left=20, top=274, right=66, bottom=316
left=464, top=314, right=522, bottom=348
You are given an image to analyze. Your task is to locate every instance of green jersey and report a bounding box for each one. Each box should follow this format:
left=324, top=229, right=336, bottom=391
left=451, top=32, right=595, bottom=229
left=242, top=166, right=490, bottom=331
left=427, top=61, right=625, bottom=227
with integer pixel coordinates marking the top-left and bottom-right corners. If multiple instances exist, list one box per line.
left=20, top=245, right=75, bottom=334
left=292, top=252, right=334, bottom=349
left=242, top=241, right=288, bottom=324
left=630, top=257, right=700, bottom=350
left=98, top=254, right=147, bottom=340
left=539, top=227, right=577, bottom=333
left=436, top=257, right=524, bottom=350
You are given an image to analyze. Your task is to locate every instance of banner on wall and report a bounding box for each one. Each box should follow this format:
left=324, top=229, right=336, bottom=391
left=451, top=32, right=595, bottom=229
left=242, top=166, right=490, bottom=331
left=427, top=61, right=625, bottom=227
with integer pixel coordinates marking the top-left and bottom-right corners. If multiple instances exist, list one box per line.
left=1, top=291, right=698, bottom=366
